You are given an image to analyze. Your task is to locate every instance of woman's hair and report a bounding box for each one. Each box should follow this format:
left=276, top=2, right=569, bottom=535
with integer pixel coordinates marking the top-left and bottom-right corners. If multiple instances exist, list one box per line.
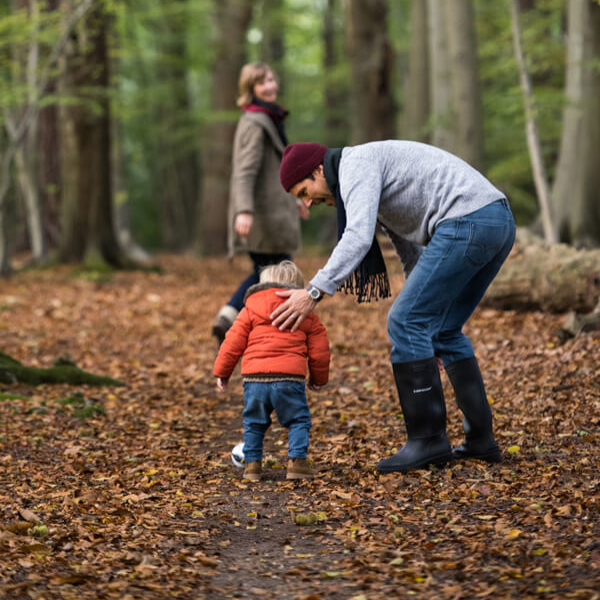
left=237, top=62, right=275, bottom=107
left=259, top=260, right=304, bottom=287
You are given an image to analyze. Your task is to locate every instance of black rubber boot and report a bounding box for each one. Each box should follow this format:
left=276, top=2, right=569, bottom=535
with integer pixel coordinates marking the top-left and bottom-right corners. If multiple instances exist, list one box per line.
left=445, top=357, right=502, bottom=463
left=377, top=358, right=453, bottom=474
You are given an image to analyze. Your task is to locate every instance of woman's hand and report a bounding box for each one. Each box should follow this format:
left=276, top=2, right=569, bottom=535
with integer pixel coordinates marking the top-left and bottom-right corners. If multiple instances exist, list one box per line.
left=270, top=289, right=316, bottom=332
left=234, top=213, right=253, bottom=238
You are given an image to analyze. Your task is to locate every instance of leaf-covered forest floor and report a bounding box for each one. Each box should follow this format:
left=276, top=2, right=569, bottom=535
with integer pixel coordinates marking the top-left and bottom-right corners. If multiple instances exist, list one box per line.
left=0, top=253, right=599, bottom=600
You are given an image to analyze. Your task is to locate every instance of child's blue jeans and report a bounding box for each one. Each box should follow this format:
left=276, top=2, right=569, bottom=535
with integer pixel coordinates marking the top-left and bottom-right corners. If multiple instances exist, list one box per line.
left=387, top=198, right=516, bottom=365
left=242, top=380, right=311, bottom=462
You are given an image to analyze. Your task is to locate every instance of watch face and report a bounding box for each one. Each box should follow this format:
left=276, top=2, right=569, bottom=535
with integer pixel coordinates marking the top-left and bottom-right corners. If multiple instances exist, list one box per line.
left=309, top=287, right=320, bottom=300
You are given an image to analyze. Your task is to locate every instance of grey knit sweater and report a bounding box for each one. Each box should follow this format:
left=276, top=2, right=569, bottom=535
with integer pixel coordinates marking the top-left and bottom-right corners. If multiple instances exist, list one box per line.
left=310, top=141, right=505, bottom=296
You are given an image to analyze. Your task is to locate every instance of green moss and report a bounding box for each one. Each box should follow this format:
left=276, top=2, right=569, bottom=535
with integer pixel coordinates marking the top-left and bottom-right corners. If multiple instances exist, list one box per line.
left=0, top=392, right=30, bottom=401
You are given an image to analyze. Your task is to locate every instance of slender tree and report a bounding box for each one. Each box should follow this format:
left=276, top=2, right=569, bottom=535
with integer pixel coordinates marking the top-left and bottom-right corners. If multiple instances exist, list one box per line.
left=9, top=0, right=45, bottom=261
left=344, top=0, right=396, bottom=144
left=510, top=0, right=556, bottom=244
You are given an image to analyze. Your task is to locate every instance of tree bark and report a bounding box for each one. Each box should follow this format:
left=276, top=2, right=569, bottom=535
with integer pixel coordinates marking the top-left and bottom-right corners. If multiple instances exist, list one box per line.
left=402, top=0, right=429, bottom=142
left=198, top=0, right=255, bottom=256
left=344, top=0, right=396, bottom=144
left=427, top=0, right=454, bottom=151
left=58, top=2, right=124, bottom=267
left=551, top=0, right=600, bottom=247
left=445, top=0, right=484, bottom=171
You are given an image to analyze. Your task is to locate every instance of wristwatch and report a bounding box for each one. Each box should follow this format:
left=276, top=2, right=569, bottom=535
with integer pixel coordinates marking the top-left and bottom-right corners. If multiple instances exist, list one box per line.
left=307, top=285, right=323, bottom=302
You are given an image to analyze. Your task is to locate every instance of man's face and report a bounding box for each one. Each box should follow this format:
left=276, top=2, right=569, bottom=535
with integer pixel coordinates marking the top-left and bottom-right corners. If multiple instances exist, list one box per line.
left=288, top=165, right=336, bottom=209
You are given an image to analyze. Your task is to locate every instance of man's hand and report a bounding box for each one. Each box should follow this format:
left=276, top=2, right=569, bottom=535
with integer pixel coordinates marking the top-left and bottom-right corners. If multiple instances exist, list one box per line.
left=217, top=377, right=228, bottom=390
left=271, top=289, right=316, bottom=332
left=308, top=380, right=325, bottom=391
left=234, top=213, right=253, bottom=238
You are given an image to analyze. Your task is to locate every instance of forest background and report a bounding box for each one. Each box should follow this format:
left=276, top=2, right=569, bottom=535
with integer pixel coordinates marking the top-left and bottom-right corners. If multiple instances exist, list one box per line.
left=0, top=0, right=599, bottom=273
left=1, top=2, right=600, bottom=598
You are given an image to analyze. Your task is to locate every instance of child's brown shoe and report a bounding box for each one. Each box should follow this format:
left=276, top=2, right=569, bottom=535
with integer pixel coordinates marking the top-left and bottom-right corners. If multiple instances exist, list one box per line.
left=286, top=458, right=315, bottom=480
left=243, top=461, right=262, bottom=481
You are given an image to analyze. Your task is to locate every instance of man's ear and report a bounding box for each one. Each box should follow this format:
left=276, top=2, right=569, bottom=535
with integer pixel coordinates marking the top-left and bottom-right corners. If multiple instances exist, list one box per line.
left=314, top=164, right=324, bottom=176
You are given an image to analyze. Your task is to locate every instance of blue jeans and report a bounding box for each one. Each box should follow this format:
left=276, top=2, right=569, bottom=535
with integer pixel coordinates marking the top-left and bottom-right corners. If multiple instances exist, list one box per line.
left=387, top=199, right=516, bottom=365
left=242, top=380, right=311, bottom=462
left=228, top=252, right=292, bottom=312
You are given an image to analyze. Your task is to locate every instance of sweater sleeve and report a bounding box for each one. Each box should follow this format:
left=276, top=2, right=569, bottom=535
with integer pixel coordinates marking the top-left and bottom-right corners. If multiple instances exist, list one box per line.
left=306, top=316, right=330, bottom=386
left=310, top=158, right=382, bottom=295
left=231, top=121, right=265, bottom=215
left=213, top=309, right=252, bottom=379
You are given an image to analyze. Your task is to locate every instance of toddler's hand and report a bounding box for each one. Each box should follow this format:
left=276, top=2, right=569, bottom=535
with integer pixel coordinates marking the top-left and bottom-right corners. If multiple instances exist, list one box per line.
left=308, top=380, right=325, bottom=391
left=217, top=377, right=228, bottom=390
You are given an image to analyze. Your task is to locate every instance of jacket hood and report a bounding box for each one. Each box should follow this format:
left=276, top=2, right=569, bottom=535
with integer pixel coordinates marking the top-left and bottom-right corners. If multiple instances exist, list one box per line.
left=243, top=283, right=301, bottom=321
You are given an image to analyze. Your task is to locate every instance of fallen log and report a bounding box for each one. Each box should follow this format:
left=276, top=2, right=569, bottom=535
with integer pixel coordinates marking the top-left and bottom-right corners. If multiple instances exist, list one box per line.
left=483, top=229, right=600, bottom=313
left=0, top=352, right=123, bottom=386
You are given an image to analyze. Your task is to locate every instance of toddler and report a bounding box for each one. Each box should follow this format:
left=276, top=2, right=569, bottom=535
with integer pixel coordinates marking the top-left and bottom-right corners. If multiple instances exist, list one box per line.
left=214, top=260, right=330, bottom=481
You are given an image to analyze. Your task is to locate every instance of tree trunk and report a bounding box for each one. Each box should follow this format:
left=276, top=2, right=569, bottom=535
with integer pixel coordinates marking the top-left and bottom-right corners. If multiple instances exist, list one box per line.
left=323, top=0, right=348, bottom=147
left=38, top=102, right=61, bottom=249
left=261, top=0, right=286, bottom=92
left=427, top=0, right=454, bottom=151
left=8, top=0, right=46, bottom=261
left=198, top=0, right=255, bottom=256
left=38, top=0, right=62, bottom=251
left=445, top=0, right=484, bottom=171
left=344, top=0, right=396, bottom=144
left=551, top=0, right=600, bottom=247
left=483, top=230, right=600, bottom=313
left=58, top=2, right=123, bottom=267
left=509, top=0, right=556, bottom=244
left=156, top=0, right=198, bottom=251
left=402, top=0, right=429, bottom=142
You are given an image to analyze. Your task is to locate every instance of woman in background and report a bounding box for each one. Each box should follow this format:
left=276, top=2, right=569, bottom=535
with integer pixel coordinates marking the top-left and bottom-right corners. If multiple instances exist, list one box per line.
left=212, top=62, right=307, bottom=345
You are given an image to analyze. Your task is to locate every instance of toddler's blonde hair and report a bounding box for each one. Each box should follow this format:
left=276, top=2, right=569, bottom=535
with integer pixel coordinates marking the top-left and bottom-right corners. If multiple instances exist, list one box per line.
left=259, top=260, right=304, bottom=287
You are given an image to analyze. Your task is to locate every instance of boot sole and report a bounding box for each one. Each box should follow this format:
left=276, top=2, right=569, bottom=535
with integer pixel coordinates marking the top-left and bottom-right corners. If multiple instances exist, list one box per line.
left=377, top=450, right=454, bottom=474
left=243, top=474, right=262, bottom=481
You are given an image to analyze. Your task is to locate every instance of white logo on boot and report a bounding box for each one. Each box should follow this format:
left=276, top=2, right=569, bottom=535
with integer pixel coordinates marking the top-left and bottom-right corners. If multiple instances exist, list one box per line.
left=413, top=386, right=432, bottom=393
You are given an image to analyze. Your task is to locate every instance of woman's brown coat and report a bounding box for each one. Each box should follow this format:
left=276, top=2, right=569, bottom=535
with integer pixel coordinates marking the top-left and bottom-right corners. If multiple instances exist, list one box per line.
left=228, top=112, right=301, bottom=257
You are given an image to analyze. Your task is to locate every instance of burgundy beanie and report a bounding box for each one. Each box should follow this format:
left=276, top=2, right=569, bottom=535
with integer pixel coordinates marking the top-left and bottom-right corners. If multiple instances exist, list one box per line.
left=280, top=142, right=328, bottom=191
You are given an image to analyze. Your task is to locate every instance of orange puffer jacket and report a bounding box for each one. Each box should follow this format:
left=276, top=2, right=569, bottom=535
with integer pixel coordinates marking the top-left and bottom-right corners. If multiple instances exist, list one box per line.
left=213, top=285, right=330, bottom=385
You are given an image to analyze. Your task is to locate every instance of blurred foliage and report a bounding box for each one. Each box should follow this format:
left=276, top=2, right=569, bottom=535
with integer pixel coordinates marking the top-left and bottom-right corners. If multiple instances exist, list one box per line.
left=0, top=0, right=573, bottom=248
